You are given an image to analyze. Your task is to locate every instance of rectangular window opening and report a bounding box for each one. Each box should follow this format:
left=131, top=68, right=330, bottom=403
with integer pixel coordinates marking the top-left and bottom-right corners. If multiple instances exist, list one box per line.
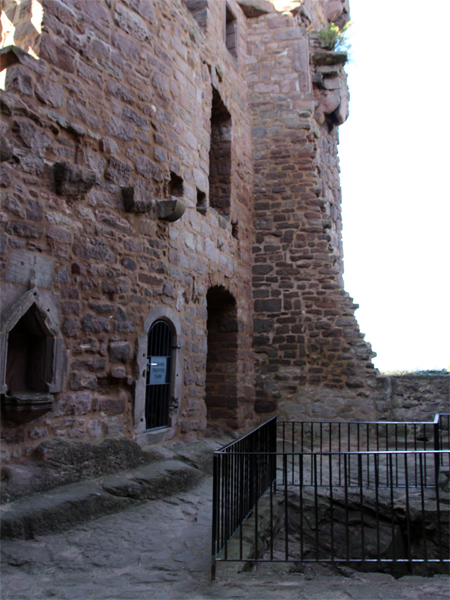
left=225, top=4, right=238, bottom=59
left=197, top=189, right=207, bottom=214
left=209, top=88, right=232, bottom=218
left=169, top=172, right=184, bottom=198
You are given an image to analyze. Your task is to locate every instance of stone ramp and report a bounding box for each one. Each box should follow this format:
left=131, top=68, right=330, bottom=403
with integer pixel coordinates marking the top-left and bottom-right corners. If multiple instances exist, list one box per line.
left=0, top=459, right=203, bottom=539
left=0, top=436, right=228, bottom=540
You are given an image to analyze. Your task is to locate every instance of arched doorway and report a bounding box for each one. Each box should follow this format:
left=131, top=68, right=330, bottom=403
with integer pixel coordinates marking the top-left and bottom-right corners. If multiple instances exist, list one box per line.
left=134, top=307, right=183, bottom=445
left=205, top=286, right=239, bottom=427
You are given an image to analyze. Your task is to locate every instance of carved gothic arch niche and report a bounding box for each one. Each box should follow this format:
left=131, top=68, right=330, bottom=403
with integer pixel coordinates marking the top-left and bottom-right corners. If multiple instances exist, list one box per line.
left=0, top=287, right=65, bottom=424
left=205, top=285, right=241, bottom=428
left=134, top=306, right=183, bottom=446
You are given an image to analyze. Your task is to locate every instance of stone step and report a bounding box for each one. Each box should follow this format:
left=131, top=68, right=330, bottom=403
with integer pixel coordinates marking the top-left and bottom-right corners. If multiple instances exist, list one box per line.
left=0, top=456, right=206, bottom=540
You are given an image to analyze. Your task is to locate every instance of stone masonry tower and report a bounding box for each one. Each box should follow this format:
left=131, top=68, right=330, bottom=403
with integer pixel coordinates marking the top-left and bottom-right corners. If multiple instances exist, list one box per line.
left=247, top=0, right=388, bottom=421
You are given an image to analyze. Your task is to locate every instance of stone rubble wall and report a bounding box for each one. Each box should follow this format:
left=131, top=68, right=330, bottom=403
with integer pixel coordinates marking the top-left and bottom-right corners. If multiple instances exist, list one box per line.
left=246, top=7, right=388, bottom=422
left=389, top=374, right=450, bottom=423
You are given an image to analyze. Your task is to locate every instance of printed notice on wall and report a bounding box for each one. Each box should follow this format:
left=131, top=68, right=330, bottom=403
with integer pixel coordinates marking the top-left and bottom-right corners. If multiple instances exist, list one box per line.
left=149, top=356, right=167, bottom=385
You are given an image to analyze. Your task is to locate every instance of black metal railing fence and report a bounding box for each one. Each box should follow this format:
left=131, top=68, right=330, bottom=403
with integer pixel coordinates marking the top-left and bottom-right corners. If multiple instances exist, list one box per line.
left=211, top=417, right=276, bottom=579
left=211, top=414, right=450, bottom=578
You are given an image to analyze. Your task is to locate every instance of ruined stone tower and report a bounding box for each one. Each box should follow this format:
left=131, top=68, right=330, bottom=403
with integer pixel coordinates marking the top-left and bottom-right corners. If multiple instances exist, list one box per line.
left=0, top=0, right=388, bottom=465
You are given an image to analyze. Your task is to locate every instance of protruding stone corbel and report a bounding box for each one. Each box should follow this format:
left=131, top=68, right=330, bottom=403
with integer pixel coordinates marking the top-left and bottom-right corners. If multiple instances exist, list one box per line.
left=310, top=50, right=348, bottom=66
left=311, top=50, right=349, bottom=128
left=157, top=198, right=186, bottom=222
left=53, top=162, right=96, bottom=197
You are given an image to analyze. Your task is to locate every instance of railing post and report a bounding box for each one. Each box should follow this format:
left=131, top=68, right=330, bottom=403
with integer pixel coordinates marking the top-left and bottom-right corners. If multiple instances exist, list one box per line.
left=211, top=453, right=219, bottom=581
left=434, top=414, right=440, bottom=482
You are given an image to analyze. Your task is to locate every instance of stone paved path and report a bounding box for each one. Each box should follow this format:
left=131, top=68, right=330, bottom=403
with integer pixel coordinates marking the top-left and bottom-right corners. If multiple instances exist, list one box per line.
left=1, top=476, right=449, bottom=600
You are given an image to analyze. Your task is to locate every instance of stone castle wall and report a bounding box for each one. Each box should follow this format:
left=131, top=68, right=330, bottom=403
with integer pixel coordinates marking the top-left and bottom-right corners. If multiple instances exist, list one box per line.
left=1, top=0, right=390, bottom=466
left=389, top=374, right=450, bottom=423
left=246, top=7, right=386, bottom=421
left=1, top=0, right=258, bottom=462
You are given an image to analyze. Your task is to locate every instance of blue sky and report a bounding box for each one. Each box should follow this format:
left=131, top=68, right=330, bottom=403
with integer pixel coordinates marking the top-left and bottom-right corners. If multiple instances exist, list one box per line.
left=338, top=0, right=450, bottom=371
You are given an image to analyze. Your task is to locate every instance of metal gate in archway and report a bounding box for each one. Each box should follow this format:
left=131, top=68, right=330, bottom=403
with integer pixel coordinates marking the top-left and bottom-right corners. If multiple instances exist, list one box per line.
left=145, top=320, right=173, bottom=430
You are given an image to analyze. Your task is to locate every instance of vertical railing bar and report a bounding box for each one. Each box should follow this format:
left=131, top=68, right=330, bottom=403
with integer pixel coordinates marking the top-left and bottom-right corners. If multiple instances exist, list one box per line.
left=234, top=449, right=238, bottom=555
left=211, top=453, right=219, bottom=580
left=239, top=454, right=244, bottom=561
left=344, top=454, right=349, bottom=561
left=434, top=450, right=443, bottom=562
left=283, top=454, right=289, bottom=561
left=291, top=422, right=295, bottom=486
left=414, top=424, right=418, bottom=487
left=320, top=422, right=323, bottom=486
left=347, top=424, right=351, bottom=483
left=388, top=453, right=396, bottom=562
left=403, top=452, right=411, bottom=565
left=419, top=453, right=428, bottom=562
left=222, top=453, right=227, bottom=560
left=300, top=452, right=304, bottom=561
left=269, top=465, right=274, bottom=562
left=329, top=453, right=334, bottom=564
left=395, top=423, right=399, bottom=487
left=374, top=453, right=380, bottom=563
left=358, top=454, right=365, bottom=562
left=434, top=420, right=440, bottom=484
left=366, top=423, right=370, bottom=487
left=385, top=425, right=389, bottom=487
left=314, top=454, right=319, bottom=561
left=254, top=453, right=259, bottom=564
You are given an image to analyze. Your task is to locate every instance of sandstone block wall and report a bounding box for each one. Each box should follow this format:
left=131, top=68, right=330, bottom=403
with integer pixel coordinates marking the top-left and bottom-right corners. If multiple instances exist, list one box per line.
left=0, top=0, right=257, bottom=462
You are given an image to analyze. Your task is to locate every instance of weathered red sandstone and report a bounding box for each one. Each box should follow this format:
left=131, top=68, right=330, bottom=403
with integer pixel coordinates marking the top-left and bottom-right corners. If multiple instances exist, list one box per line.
left=0, top=0, right=392, bottom=465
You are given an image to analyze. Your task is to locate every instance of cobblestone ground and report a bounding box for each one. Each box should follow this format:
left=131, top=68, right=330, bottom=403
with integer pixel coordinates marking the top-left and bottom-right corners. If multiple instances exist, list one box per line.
left=1, top=477, right=449, bottom=600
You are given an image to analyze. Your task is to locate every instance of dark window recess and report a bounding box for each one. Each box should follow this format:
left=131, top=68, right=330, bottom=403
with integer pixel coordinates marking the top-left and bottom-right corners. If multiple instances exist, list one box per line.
left=231, top=219, right=239, bottom=239
left=6, top=306, right=53, bottom=394
left=168, top=172, right=184, bottom=197
left=205, top=286, right=239, bottom=426
left=145, top=320, right=173, bottom=430
left=197, top=189, right=207, bottom=214
left=209, top=88, right=232, bottom=217
left=225, top=4, right=237, bottom=59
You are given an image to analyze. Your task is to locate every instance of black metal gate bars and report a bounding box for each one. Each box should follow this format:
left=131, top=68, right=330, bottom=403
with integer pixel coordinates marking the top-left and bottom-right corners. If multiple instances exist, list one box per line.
left=211, top=414, right=450, bottom=579
left=145, top=320, right=173, bottom=430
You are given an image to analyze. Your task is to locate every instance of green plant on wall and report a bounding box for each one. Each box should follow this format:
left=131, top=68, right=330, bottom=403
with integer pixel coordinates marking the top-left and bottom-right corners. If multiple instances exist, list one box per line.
left=318, top=22, right=351, bottom=52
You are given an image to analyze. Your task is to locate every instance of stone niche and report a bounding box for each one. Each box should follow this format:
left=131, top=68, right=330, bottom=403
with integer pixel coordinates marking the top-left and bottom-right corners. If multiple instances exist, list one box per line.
left=0, top=288, right=65, bottom=424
